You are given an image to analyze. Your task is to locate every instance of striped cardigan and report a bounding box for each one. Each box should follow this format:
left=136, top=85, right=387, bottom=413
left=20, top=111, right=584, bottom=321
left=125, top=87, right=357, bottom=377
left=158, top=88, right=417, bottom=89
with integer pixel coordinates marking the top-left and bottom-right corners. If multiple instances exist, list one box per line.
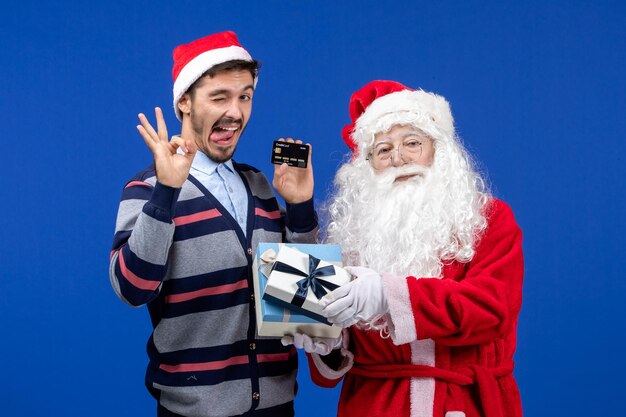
left=109, top=162, right=318, bottom=417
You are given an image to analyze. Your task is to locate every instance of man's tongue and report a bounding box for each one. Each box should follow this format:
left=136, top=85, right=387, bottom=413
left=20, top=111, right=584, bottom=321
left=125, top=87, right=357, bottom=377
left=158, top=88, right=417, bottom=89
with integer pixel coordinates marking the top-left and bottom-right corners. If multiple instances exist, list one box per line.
left=210, top=128, right=236, bottom=143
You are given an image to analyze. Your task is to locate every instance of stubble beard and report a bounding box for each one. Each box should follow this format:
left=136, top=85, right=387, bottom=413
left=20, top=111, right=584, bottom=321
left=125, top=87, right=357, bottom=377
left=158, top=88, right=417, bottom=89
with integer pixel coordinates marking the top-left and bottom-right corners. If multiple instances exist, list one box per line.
left=189, top=108, right=245, bottom=163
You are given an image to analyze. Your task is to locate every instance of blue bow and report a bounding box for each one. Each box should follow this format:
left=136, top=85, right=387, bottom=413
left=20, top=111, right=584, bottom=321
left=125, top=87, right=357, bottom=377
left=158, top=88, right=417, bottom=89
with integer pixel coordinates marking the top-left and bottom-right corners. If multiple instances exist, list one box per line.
left=272, top=254, right=338, bottom=307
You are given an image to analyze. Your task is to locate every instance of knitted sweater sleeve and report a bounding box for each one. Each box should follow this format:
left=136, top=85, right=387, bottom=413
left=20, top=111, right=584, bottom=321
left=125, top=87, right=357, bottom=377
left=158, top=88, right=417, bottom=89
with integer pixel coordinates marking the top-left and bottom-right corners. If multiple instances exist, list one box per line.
left=382, top=199, right=524, bottom=346
left=109, top=179, right=180, bottom=307
left=283, top=197, right=319, bottom=243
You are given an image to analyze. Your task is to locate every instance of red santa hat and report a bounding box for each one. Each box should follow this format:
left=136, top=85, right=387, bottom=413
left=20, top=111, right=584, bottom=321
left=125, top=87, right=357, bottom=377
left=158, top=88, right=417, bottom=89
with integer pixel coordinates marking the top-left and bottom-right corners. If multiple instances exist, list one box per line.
left=171, top=31, right=256, bottom=120
left=342, top=80, right=455, bottom=156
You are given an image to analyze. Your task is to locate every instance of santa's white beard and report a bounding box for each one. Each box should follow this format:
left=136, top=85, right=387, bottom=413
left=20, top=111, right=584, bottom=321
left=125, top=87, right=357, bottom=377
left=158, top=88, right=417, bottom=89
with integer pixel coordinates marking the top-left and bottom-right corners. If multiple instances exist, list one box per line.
left=326, top=161, right=484, bottom=278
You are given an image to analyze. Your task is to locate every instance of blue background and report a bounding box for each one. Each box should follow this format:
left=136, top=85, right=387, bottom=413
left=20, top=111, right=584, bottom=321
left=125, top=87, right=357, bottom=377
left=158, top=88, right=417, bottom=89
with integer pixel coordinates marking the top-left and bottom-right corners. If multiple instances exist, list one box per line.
left=1, top=1, right=624, bottom=416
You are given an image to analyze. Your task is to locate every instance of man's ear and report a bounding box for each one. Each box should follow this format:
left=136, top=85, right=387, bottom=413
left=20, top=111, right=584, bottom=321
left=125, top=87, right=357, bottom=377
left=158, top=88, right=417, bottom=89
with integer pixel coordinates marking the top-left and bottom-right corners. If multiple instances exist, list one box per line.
left=177, top=93, right=191, bottom=115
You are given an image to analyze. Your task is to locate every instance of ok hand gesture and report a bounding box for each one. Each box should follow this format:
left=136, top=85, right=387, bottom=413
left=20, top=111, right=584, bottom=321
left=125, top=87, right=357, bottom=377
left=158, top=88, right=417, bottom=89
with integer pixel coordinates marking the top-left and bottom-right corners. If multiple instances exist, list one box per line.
left=136, top=107, right=197, bottom=188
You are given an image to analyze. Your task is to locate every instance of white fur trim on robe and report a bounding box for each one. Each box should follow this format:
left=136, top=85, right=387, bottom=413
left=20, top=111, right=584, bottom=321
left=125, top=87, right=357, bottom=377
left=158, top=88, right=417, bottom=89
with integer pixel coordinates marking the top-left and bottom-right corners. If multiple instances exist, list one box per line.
left=382, top=272, right=417, bottom=345
left=409, top=338, right=436, bottom=417
left=310, top=348, right=354, bottom=380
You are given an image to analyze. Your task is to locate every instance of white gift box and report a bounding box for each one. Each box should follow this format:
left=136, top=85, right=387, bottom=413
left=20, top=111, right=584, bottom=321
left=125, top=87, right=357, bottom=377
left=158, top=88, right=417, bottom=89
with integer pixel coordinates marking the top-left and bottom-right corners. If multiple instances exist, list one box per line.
left=252, top=243, right=351, bottom=338
left=263, top=245, right=352, bottom=324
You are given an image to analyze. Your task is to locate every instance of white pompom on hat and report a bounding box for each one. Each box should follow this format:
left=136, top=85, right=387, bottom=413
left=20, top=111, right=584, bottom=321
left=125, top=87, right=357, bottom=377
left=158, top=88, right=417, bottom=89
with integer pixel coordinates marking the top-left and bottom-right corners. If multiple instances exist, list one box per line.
left=342, top=80, right=454, bottom=156
left=171, top=31, right=256, bottom=120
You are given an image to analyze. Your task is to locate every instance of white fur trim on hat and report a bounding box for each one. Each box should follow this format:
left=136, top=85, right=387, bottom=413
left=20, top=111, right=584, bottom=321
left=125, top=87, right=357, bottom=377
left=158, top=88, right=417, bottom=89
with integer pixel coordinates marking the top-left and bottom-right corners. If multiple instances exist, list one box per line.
left=353, top=89, right=454, bottom=149
left=172, top=45, right=254, bottom=120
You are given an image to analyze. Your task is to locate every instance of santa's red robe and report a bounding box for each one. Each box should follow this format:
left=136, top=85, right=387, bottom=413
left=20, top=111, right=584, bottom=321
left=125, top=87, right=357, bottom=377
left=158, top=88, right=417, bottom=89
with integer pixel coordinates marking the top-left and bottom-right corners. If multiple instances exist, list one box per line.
left=308, top=199, right=524, bottom=417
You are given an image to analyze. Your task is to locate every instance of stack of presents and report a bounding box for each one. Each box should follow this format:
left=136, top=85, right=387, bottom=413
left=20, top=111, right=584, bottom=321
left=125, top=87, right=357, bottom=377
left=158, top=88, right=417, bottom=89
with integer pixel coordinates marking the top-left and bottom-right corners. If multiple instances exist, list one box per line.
left=252, top=243, right=352, bottom=338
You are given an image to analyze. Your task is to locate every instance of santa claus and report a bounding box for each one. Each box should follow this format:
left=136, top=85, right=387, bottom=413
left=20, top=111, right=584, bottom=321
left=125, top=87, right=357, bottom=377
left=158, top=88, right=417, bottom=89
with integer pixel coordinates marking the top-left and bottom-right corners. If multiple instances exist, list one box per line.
left=283, top=80, right=524, bottom=417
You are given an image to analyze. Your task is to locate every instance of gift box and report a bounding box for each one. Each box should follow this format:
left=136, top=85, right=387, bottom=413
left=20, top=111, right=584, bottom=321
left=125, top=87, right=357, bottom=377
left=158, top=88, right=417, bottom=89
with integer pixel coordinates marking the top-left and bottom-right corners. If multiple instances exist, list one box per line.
left=252, top=243, right=351, bottom=338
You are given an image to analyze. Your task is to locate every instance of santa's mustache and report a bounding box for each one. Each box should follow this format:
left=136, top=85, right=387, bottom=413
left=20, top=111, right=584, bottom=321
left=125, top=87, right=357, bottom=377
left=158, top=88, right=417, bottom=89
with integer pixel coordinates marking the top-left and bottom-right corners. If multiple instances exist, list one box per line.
left=373, top=164, right=431, bottom=187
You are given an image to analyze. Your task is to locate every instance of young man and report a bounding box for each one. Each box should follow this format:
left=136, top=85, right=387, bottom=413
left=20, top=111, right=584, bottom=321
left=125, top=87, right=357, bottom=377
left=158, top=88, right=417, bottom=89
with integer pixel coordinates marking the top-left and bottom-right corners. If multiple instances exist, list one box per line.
left=110, top=31, right=317, bottom=417
left=284, top=80, right=524, bottom=417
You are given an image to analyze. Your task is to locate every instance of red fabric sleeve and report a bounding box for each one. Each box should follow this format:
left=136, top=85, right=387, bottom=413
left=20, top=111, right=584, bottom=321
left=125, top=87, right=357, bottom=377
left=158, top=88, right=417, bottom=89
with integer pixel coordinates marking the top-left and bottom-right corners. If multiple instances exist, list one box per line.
left=407, top=199, right=524, bottom=346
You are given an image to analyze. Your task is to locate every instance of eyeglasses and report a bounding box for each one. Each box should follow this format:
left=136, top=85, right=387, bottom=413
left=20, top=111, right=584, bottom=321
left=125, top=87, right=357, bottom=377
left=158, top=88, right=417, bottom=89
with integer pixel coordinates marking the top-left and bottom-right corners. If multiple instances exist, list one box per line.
left=367, top=137, right=429, bottom=169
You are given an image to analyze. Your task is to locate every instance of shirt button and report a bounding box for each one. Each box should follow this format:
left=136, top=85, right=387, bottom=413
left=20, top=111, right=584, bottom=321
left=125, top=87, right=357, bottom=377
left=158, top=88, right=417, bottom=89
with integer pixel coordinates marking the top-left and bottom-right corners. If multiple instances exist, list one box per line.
left=250, top=293, right=255, bottom=301
left=249, top=342, right=256, bottom=350
left=247, top=248, right=253, bottom=256
left=252, top=392, right=260, bottom=400
left=228, top=187, right=233, bottom=192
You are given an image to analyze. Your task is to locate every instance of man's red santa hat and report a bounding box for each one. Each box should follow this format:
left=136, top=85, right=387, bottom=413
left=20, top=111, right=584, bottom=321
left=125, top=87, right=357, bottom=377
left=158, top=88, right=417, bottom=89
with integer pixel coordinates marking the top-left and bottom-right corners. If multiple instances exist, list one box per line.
left=342, top=80, right=455, bottom=157
left=171, top=31, right=257, bottom=120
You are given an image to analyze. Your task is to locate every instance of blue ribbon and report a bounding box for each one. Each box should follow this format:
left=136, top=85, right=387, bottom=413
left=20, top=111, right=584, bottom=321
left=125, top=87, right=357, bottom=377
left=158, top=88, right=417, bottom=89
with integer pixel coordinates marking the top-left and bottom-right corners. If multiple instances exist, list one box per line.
left=272, top=254, right=339, bottom=307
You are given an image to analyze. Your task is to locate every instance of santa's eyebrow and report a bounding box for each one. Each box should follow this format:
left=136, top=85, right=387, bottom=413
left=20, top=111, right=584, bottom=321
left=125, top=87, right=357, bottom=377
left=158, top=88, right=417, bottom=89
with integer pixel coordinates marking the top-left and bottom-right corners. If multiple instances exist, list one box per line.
left=372, top=140, right=393, bottom=147
left=401, top=131, right=427, bottom=139
left=373, top=131, right=426, bottom=145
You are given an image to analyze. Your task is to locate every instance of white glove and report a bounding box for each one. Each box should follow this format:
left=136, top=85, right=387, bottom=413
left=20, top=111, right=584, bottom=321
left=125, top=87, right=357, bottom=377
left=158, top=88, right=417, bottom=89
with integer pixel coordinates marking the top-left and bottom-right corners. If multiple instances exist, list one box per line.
left=320, top=266, right=388, bottom=328
left=281, top=332, right=343, bottom=356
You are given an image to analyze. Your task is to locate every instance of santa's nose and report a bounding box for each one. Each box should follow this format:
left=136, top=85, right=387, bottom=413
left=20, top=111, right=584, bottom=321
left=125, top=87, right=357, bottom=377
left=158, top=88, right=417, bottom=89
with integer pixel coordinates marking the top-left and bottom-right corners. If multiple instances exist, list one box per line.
left=390, top=150, right=406, bottom=166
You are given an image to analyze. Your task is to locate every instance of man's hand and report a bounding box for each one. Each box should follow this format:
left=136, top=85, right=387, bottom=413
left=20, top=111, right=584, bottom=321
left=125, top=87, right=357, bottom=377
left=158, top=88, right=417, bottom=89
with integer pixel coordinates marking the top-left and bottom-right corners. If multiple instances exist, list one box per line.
left=320, top=266, right=389, bottom=328
left=136, top=107, right=197, bottom=188
left=281, top=332, right=342, bottom=356
left=272, top=138, right=314, bottom=204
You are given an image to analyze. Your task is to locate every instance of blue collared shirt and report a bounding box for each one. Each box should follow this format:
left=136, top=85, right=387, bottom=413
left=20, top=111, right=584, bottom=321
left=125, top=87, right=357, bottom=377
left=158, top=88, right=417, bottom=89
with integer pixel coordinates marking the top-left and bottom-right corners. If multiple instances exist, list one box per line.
left=189, top=151, right=248, bottom=235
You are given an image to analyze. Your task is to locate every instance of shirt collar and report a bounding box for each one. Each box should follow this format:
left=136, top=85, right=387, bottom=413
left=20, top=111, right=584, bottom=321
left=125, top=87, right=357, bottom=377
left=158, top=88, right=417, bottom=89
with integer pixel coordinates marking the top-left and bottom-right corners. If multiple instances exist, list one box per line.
left=191, top=150, right=236, bottom=176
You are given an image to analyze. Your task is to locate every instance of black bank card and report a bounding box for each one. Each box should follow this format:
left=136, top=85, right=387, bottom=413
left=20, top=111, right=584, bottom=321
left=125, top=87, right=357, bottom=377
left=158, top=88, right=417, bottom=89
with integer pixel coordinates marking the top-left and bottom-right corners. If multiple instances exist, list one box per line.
left=271, top=141, right=309, bottom=168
